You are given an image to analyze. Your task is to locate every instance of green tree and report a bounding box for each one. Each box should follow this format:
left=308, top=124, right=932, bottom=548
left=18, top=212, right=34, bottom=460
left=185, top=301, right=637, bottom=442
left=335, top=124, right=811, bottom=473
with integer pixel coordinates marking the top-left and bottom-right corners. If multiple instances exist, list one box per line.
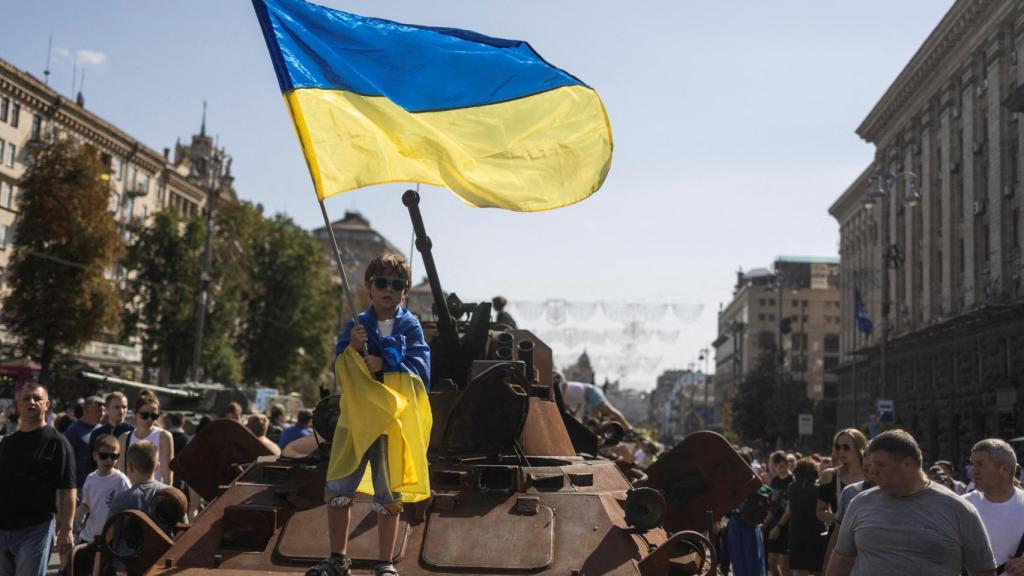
left=237, top=208, right=338, bottom=398
left=732, top=331, right=811, bottom=445
left=2, top=141, right=120, bottom=382
left=122, top=210, right=203, bottom=383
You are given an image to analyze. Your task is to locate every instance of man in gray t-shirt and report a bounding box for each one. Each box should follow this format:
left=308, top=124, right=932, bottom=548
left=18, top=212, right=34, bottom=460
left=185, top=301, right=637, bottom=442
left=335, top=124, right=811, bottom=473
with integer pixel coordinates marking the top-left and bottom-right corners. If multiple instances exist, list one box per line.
left=827, top=430, right=995, bottom=576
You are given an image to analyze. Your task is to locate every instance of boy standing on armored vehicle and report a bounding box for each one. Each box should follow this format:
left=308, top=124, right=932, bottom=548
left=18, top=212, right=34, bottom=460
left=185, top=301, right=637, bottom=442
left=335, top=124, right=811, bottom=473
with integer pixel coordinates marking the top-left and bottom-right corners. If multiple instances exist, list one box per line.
left=310, top=254, right=432, bottom=576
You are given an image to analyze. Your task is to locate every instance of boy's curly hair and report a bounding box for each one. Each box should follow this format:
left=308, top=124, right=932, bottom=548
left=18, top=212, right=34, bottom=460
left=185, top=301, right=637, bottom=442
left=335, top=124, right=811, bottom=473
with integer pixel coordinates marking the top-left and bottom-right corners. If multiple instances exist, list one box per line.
left=364, top=253, right=412, bottom=287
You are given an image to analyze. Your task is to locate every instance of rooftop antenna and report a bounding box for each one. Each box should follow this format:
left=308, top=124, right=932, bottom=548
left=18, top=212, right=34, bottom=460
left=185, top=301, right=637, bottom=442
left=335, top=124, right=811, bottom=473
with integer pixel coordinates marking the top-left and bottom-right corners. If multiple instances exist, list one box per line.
left=200, top=100, right=207, bottom=137
left=44, top=34, right=53, bottom=85
left=70, top=51, right=78, bottom=96
left=76, top=68, right=86, bottom=106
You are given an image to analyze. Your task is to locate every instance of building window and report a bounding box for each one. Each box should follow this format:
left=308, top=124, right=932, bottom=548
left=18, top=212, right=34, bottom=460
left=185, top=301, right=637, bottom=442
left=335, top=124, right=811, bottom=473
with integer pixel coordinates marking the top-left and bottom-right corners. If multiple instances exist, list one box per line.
left=0, top=97, right=8, bottom=122
left=824, top=334, right=840, bottom=353
left=824, top=356, right=839, bottom=370
left=792, top=299, right=799, bottom=307
left=114, top=157, right=124, bottom=179
left=5, top=144, right=14, bottom=168
left=110, top=192, right=120, bottom=213
left=791, top=355, right=807, bottom=372
left=0, top=181, right=10, bottom=209
left=0, top=223, right=8, bottom=250
left=31, top=114, right=42, bottom=139
left=10, top=103, right=19, bottom=128
left=768, top=299, right=775, bottom=306
left=759, top=298, right=766, bottom=306
left=759, top=314, right=766, bottom=321
left=123, top=194, right=134, bottom=219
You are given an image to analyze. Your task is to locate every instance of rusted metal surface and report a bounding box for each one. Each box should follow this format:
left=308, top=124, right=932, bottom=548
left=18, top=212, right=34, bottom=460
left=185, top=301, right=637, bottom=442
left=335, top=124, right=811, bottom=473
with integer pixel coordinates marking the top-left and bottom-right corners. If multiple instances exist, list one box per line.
left=278, top=504, right=411, bottom=563
left=173, top=419, right=274, bottom=501
left=643, top=431, right=762, bottom=534
left=123, top=194, right=757, bottom=576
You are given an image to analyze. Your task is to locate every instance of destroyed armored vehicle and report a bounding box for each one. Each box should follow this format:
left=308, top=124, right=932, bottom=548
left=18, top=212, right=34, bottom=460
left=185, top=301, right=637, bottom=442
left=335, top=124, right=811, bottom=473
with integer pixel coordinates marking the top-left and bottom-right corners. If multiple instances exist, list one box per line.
left=84, top=191, right=761, bottom=576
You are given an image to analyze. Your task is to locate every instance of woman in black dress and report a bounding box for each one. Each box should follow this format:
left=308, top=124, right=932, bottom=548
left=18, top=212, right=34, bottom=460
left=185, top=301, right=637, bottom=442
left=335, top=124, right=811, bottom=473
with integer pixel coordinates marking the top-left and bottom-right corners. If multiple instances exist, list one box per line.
left=816, top=428, right=866, bottom=569
left=779, top=459, right=827, bottom=575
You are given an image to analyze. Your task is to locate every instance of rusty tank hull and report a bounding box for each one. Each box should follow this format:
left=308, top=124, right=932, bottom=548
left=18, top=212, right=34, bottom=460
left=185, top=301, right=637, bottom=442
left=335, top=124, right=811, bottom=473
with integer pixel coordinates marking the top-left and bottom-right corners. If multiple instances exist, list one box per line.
left=89, top=191, right=760, bottom=576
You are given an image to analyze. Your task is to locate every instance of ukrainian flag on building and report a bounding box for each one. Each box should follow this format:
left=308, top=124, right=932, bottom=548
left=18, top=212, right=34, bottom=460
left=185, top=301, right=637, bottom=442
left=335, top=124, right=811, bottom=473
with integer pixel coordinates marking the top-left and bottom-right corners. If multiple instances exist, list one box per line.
left=252, top=0, right=613, bottom=211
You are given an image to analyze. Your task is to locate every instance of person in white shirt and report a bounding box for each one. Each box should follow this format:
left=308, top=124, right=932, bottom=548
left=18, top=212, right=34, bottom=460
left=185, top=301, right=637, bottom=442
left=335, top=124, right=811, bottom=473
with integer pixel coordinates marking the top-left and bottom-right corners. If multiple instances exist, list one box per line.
left=75, top=434, right=130, bottom=544
left=964, top=438, right=1024, bottom=576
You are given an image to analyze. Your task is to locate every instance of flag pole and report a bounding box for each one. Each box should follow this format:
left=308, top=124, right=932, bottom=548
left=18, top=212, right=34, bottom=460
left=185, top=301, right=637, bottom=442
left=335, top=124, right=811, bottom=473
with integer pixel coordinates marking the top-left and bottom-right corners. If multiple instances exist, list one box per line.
left=319, top=198, right=361, bottom=396
left=318, top=198, right=359, bottom=322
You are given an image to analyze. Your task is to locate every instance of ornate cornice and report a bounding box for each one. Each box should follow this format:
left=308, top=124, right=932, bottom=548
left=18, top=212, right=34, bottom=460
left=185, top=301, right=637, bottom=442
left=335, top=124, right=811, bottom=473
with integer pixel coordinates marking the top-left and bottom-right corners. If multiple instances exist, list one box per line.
left=857, top=0, right=1005, bottom=144
left=829, top=165, right=873, bottom=222
left=0, top=57, right=167, bottom=175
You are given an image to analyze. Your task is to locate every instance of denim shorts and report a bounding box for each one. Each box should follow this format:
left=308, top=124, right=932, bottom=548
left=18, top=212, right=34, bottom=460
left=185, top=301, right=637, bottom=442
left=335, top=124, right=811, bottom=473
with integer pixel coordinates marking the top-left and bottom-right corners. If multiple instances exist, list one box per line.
left=0, top=518, right=55, bottom=576
left=325, top=435, right=401, bottom=507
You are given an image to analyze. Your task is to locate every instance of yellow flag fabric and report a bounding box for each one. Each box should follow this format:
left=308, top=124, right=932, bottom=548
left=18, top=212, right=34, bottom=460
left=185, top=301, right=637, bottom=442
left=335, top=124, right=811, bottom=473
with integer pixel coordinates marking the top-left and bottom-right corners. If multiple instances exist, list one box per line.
left=285, top=86, right=612, bottom=211
left=326, top=347, right=432, bottom=503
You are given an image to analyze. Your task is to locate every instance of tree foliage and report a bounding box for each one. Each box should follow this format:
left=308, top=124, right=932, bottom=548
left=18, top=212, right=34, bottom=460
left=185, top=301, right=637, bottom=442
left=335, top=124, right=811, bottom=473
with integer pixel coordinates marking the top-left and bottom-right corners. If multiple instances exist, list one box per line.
left=2, top=140, right=120, bottom=381
left=122, top=209, right=203, bottom=383
left=732, top=334, right=811, bottom=446
left=237, top=209, right=338, bottom=396
left=122, top=201, right=338, bottom=396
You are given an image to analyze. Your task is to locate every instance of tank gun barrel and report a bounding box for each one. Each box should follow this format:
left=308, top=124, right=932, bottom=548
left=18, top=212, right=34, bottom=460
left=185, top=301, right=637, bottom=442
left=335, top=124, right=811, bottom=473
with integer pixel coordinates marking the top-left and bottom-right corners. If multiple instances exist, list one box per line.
left=80, top=371, right=202, bottom=400
left=403, top=189, right=460, bottom=355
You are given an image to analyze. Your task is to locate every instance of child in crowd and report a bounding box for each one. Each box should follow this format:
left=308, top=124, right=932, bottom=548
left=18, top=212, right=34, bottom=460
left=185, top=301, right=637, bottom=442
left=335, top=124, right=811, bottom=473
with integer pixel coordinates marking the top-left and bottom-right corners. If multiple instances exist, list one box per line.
left=310, top=254, right=431, bottom=576
left=76, top=433, right=131, bottom=544
left=109, top=440, right=168, bottom=517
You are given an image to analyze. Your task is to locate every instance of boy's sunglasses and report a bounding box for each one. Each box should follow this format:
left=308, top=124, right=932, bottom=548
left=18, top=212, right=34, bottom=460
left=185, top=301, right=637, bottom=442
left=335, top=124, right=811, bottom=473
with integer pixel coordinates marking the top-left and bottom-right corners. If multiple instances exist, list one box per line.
left=371, top=276, right=408, bottom=292
left=137, top=411, right=160, bottom=421
left=97, top=452, right=119, bottom=461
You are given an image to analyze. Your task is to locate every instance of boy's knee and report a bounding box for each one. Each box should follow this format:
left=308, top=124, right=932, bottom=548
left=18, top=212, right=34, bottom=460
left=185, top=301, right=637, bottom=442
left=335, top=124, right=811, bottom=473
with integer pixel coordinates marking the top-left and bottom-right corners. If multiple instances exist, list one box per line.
left=327, top=496, right=353, bottom=508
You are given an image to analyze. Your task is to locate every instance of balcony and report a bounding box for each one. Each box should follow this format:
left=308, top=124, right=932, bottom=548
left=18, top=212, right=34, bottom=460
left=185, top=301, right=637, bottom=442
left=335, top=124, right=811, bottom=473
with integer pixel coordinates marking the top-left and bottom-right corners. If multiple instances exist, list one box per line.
left=125, top=181, right=149, bottom=198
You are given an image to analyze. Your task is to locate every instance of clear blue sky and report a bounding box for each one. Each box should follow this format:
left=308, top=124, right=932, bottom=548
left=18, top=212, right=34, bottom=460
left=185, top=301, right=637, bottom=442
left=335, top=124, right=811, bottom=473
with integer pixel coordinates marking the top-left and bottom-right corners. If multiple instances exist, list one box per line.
left=2, top=1, right=952, bottom=388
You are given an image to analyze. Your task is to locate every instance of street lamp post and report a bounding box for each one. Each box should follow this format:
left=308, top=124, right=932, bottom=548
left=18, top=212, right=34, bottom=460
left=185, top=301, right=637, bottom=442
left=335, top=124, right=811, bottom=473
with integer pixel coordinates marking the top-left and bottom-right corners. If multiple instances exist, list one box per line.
left=861, top=160, right=919, bottom=406
left=190, top=152, right=231, bottom=382
left=698, top=346, right=710, bottom=428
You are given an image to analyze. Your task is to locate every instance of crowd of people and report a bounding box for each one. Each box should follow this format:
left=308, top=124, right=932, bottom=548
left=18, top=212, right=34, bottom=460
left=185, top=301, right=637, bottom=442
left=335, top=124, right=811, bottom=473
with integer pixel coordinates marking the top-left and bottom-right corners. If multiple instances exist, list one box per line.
left=0, top=383, right=315, bottom=576
left=720, top=427, right=1024, bottom=576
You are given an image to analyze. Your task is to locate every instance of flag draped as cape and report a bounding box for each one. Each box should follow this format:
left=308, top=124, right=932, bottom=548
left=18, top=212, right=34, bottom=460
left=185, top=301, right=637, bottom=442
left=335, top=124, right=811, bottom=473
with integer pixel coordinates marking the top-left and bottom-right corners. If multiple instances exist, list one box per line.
left=327, top=307, right=432, bottom=503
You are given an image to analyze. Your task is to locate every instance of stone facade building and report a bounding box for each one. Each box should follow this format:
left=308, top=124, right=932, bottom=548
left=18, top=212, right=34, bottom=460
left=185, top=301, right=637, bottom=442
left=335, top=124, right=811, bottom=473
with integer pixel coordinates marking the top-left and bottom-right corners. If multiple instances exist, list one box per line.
left=713, top=257, right=841, bottom=444
left=562, top=350, right=596, bottom=384
left=0, top=56, right=235, bottom=377
left=830, top=0, right=1024, bottom=465
left=312, top=211, right=403, bottom=324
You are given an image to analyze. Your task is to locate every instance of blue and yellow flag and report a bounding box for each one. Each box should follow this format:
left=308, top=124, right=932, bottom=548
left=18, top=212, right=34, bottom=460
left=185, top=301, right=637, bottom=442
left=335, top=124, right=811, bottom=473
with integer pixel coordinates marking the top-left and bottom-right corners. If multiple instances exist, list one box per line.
left=252, top=0, right=613, bottom=212
left=328, top=347, right=432, bottom=503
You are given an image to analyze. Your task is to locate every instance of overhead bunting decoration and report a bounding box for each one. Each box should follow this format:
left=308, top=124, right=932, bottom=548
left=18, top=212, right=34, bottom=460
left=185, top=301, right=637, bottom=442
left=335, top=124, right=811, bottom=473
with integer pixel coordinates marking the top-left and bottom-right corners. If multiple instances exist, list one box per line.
left=508, top=300, right=703, bottom=326
left=252, top=0, right=613, bottom=211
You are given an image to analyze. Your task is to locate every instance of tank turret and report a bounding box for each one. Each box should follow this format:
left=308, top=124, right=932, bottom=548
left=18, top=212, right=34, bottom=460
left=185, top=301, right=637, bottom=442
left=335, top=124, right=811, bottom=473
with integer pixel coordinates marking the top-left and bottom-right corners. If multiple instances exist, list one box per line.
left=89, top=193, right=760, bottom=576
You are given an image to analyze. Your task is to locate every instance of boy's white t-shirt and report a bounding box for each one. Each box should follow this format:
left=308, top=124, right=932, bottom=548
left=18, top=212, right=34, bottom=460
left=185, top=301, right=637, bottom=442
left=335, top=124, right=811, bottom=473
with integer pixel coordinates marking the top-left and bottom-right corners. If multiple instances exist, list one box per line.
left=378, top=318, right=394, bottom=338
left=79, top=469, right=131, bottom=543
left=963, top=487, right=1024, bottom=572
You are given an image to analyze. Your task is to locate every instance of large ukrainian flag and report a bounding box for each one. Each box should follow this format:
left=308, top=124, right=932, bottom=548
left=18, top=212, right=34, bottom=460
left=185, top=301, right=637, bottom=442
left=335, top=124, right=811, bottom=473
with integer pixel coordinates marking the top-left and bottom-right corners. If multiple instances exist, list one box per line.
left=252, top=0, right=613, bottom=212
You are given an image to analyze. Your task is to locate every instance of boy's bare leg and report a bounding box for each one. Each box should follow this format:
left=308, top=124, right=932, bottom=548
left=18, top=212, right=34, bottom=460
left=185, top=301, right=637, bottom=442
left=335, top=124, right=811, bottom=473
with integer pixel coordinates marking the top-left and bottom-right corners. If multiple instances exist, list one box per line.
left=328, top=504, right=353, bottom=555
left=378, top=512, right=400, bottom=561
